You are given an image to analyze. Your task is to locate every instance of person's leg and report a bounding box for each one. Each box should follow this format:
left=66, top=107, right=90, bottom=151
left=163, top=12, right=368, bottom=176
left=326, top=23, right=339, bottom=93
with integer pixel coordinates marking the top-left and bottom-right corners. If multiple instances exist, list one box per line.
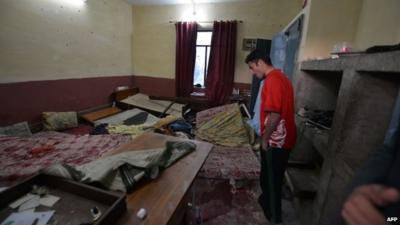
left=265, top=147, right=290, bottom=224
left=259, top=148, right=272, bottom=220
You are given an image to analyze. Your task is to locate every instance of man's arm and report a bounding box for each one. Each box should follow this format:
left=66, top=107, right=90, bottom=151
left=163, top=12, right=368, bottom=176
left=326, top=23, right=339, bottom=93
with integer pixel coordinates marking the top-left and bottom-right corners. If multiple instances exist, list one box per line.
left=261, top=111, right=281, bottom=150
left=342, top=144, right=399, bottom=225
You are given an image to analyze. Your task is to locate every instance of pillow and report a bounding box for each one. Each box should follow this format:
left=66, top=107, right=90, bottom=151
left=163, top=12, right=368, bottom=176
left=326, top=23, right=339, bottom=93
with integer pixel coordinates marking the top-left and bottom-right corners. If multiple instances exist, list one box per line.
left=0, top=121, right=32, bottom=137
left=42, top=112, right=78, bottom=131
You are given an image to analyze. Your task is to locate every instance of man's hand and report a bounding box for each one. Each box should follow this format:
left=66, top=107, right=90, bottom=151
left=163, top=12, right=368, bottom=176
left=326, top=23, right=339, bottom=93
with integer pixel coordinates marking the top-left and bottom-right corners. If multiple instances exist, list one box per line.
left=342, top=184, right=400, bottom=225
left=261, top=112, right=281, bottom=151
left=261, top=138, right=268, bottom=151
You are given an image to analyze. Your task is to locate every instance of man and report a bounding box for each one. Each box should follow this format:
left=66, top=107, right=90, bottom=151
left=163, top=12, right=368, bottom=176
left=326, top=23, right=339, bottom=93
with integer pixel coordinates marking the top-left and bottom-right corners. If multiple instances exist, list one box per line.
left=245, top=49, right=296, bottom=224
left=342, top=93, right=400, bottom=225
left=342, top=140, right=400, bottom=225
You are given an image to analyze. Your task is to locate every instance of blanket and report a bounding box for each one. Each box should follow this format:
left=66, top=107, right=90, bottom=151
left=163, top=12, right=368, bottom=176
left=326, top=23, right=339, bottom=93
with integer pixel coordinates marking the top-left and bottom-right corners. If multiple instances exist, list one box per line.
left=44, top=141, right=196, bottom=192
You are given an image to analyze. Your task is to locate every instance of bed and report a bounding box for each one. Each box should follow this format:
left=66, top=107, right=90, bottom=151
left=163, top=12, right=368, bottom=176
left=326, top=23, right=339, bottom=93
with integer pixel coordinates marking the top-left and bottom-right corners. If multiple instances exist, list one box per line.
left=93, top=108, right=160, bottom=127
left=195, top=104, right=260, bottom=180
left=0, top=131, right=131, bottom=185
left=113, top=88, right=184, bottom=117
left=114, top=88, right=210, bottom=118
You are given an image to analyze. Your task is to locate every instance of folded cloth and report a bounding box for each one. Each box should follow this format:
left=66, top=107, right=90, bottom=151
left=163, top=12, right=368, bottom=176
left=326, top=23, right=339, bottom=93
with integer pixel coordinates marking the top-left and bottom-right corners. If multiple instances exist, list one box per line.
left=43, top=141, right=196, bottom=192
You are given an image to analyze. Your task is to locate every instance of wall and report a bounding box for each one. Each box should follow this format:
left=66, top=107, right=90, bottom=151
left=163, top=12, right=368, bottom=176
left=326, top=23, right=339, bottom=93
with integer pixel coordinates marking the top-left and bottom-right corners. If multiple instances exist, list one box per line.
left=354, top=0, right=400, bottom=50
left=0, top=76, right=134, bottom=125
left=0, top=0, right=134, bottom=125
left=298, top=0, right=363, bottom=61
left=297, top=0, right=400, bottom=62
left=131, top=0, right=302, bottom=84
left=0, top=0, right=133, bottom=83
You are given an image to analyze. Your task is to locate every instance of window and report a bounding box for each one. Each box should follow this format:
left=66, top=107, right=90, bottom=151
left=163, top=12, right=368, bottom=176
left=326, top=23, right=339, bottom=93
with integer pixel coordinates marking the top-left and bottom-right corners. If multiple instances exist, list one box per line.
left=193, top=31, right=212, bottom=87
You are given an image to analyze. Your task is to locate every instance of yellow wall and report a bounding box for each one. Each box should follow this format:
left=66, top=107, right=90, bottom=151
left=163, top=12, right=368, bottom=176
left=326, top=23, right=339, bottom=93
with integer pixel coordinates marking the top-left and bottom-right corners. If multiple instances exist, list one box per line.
left=132, top=0, right=302, bottom=84
left=354, top=0, right=400, bottom=49
left=298, top=0, right=400, bottom=61
left=0, top=0, right=133, bottom=83
left=298, top=0, right=363, bottom=61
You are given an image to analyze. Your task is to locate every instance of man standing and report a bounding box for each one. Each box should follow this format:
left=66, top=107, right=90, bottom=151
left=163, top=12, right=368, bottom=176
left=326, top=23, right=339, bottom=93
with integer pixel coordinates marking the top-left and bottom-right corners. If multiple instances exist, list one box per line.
left=245, top=49, right=296, bottom=224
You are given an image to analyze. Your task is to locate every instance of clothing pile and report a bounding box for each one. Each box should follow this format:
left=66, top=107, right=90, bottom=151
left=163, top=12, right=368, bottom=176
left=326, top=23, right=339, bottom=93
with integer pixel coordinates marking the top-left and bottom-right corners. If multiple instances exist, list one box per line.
left=91, top=109, right=159, bottom=137
left=91, top=108, right=194, bottom=139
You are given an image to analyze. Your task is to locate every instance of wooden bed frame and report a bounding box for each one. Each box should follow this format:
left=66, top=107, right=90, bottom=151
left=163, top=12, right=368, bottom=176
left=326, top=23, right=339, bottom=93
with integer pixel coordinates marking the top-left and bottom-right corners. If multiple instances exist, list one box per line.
left=112, top=87, right=140, bottom=102
left=113, top=87, right=210, bottom=115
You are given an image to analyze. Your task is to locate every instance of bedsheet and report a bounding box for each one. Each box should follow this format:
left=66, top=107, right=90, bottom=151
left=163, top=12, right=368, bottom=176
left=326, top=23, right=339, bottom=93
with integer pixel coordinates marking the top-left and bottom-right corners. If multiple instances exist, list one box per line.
left=0, top=131, right=131, bottom=184
left=198, top=146, right=260, bottom=180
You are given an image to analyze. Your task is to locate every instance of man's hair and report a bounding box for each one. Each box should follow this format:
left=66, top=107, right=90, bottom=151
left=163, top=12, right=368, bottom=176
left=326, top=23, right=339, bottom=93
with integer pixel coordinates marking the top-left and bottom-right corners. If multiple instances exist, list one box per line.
left=245, top=49, right=273, bottom=66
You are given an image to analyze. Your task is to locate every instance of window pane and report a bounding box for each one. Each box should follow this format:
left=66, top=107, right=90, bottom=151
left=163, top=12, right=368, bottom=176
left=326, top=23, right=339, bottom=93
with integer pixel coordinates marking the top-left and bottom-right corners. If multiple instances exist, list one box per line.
left=196, top=32, right=212, bottom=46
left=194, top=46, right=206, bottom=87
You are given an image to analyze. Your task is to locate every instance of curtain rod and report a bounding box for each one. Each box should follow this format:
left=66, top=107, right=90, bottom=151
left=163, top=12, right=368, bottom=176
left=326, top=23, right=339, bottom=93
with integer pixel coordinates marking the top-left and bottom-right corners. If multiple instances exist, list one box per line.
left=169, top=20, right=243, bottom=24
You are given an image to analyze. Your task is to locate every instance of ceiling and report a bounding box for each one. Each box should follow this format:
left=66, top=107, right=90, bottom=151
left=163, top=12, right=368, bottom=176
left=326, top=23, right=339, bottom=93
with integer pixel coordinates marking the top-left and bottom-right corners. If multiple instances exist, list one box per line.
left=126, top=0, right=255, bottom=5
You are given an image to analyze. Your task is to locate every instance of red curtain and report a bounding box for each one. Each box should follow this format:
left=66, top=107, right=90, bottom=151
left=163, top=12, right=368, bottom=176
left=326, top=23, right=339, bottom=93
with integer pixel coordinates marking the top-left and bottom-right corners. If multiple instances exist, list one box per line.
left=175, top=22, right=198, bottom=97
left=206, top=21, right=237, bottom=106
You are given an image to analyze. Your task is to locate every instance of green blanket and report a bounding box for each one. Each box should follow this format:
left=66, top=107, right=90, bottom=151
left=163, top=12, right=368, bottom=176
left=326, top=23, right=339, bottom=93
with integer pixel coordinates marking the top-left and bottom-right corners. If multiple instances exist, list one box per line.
left=44, top=141, right=196, bottom=192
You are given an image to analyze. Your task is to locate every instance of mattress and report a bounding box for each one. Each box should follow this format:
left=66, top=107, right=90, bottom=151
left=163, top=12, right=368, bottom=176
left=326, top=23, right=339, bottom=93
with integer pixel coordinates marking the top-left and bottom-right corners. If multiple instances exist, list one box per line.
left=94, top=108, right=159, bottom=126
left=121, top=93, right=184, bottom=117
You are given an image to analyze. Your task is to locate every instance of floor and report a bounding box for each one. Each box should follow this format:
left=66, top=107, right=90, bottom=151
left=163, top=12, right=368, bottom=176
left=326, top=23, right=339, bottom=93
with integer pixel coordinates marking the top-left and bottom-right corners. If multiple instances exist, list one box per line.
left=185, top=178, right=301, bottom=225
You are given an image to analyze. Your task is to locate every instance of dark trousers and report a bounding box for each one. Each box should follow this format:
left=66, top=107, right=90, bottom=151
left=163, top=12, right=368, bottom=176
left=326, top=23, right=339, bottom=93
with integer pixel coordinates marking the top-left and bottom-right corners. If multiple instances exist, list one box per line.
left=259, top=147, right=290, bottom=223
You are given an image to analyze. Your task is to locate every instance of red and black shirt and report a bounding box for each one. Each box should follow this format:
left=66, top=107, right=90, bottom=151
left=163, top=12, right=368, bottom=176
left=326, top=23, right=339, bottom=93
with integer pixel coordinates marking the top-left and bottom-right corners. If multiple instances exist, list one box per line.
left=260, top=69, right=296, bottom=149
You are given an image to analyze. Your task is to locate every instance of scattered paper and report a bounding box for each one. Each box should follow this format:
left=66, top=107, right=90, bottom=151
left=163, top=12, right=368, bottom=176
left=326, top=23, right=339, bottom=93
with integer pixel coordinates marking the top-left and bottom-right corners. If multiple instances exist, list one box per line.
left=39, top=195, right=60, bottom=207
left=23, top=209, right=36, bottom=213
left=0, top=211, right=54, bottom=225
left=9, top=194, right=37, bottom=209
left=18, top=195, right=40, bottom=212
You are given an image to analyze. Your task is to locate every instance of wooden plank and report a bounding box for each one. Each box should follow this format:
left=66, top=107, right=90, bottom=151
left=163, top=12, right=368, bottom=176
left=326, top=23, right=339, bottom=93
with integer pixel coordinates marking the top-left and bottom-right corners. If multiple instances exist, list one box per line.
left=113, top=88, right=140, bottom=101
left=111, top=132, right=213, bottom=225
left=80, top=107, right=122, bottom=124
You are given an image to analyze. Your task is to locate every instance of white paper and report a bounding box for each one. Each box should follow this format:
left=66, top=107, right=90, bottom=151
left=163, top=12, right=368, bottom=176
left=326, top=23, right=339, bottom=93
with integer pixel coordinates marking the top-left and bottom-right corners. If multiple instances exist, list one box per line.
left=39, top=195, right=60, bottom=207
left=0, top=211, right=54, bottom=225
left=9, top=193, right=37, bottom=209
left=18, top=195, right=40, bottom=212
left=0, top=187, right=7, bottom=192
